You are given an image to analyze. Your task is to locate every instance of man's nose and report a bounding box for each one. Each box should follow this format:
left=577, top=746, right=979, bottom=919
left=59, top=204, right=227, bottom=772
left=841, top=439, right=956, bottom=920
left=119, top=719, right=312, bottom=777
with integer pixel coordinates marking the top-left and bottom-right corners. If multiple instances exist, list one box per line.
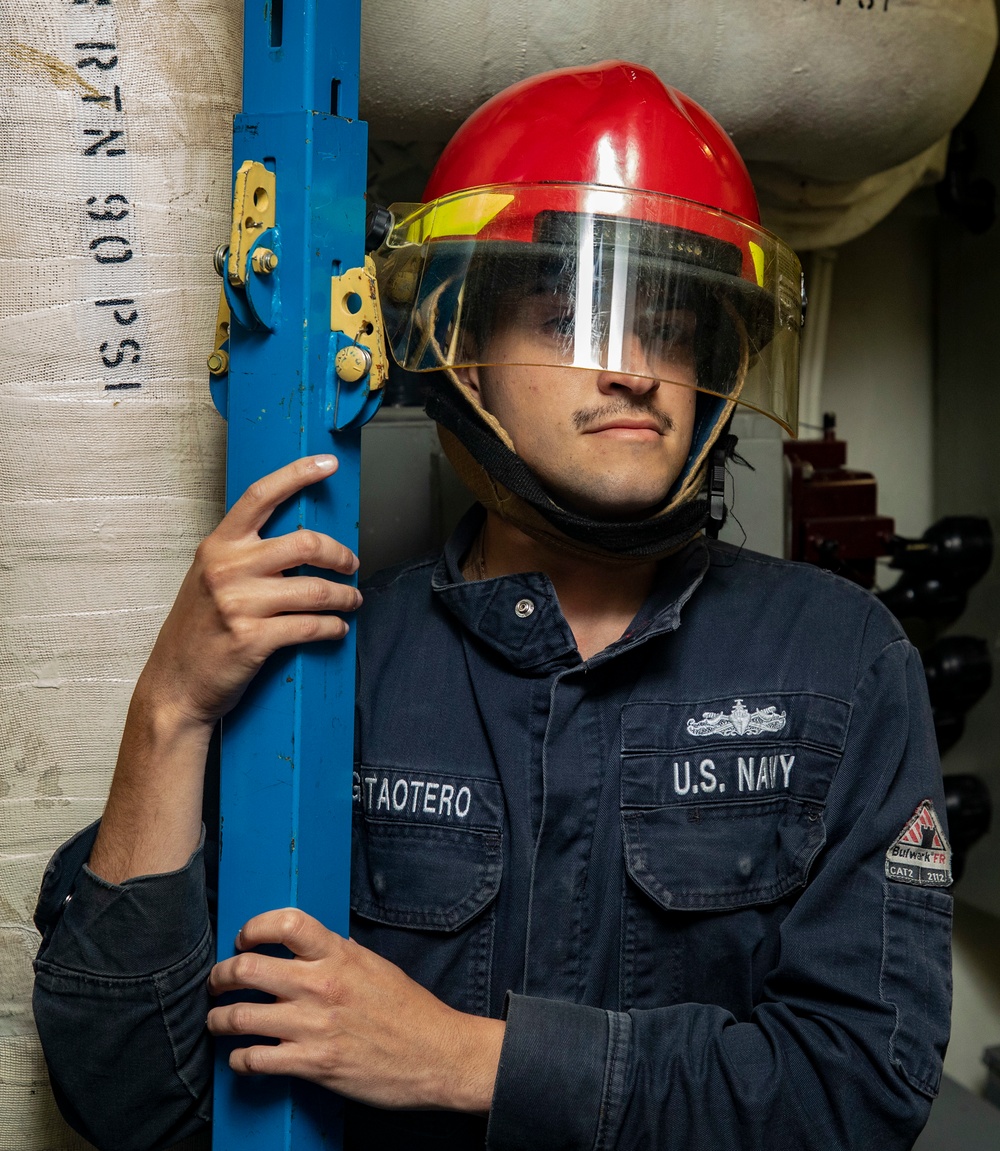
left=595, top=366, right=659, bottom=397
left=595, top=328, right=660, bottom=395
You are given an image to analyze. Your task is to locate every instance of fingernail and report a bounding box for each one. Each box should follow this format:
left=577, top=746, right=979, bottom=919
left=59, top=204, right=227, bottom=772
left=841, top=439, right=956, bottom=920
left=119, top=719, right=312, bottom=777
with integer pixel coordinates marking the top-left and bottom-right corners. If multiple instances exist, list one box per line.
left=313, top=455, right=336, bottom=470
left=354, top=589, right=364, bottom=608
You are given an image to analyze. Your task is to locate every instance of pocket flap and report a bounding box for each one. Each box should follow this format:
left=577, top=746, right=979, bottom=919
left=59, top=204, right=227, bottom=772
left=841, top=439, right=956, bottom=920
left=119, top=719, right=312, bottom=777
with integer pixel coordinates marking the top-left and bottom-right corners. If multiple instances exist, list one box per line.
left=623, top=797, right=825, bottom=912
left=352, top=820, right=502, bottom=931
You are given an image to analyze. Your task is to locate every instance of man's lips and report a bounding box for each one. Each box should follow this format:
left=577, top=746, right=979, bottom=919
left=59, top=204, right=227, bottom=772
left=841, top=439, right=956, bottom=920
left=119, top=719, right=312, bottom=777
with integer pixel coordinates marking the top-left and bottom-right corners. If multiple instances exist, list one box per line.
left=585, top=417, right=663, bottom=435
left=572, top=400, right=676, bottom=436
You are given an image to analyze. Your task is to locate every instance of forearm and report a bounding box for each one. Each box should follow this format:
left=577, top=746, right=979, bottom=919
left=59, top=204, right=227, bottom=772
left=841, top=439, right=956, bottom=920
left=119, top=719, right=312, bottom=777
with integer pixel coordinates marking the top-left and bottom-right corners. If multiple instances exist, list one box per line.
left=89, top=672, right=215, bottom=883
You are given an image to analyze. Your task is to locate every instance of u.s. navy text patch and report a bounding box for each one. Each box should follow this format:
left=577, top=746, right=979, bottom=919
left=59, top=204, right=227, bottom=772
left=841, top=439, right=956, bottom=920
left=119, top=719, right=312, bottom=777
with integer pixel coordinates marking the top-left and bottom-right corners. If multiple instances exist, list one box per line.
left=885, top=800, right=952, bottom=888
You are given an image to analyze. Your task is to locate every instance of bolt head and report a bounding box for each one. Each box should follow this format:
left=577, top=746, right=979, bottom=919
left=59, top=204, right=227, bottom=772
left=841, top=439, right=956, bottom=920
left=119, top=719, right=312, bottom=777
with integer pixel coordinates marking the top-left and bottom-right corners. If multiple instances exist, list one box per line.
left=335, top=345, right=373, bottom=383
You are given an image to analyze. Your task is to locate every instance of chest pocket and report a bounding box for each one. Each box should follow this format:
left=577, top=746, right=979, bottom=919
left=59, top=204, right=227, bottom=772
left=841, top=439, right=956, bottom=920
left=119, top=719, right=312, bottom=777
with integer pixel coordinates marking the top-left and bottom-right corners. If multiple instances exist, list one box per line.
left=350, top=768, right=503, bottom=1016
left=618, top=693, right=848, bottom=1014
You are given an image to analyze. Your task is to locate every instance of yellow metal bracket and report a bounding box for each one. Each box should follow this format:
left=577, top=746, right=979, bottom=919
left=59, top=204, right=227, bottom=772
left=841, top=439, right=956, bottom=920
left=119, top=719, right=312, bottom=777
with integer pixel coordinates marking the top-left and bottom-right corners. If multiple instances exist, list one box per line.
left=330, top=255, right=389, bottom=391
left=228, top=160, right=276, bottom=287
left=208, top=291, right=231, bottom=377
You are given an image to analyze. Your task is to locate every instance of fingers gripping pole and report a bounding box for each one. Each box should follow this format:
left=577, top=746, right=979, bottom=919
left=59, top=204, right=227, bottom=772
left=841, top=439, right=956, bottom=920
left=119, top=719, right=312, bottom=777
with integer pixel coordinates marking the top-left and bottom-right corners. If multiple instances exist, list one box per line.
left=213, top=2, right=374, bottom=1148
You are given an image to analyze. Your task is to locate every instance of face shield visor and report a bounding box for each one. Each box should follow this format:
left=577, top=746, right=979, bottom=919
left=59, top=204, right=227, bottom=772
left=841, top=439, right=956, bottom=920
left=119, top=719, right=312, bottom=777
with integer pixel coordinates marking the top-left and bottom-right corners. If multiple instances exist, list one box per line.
left=373, top=184, right=803, bottom=434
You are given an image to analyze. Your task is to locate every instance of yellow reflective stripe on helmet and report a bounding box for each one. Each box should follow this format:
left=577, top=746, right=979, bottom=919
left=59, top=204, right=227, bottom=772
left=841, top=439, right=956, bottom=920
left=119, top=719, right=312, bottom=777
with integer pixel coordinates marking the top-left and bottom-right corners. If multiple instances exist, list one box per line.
left=748, top=241, right=765, bottom=287
left=408, top=193, right=516, bottom=243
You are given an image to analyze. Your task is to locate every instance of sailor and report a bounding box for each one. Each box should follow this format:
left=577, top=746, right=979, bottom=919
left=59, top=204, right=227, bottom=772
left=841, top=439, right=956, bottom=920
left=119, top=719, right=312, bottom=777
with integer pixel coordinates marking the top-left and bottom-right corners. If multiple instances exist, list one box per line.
left=33, top=61, right=950, bottom=1150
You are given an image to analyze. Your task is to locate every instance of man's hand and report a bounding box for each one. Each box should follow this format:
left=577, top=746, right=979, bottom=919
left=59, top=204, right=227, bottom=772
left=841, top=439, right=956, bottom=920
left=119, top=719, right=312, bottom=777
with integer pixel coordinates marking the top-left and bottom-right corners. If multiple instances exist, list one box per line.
left=206, top=908, right=505, bottom=1114
left=141, top=453, right=362, bottom=730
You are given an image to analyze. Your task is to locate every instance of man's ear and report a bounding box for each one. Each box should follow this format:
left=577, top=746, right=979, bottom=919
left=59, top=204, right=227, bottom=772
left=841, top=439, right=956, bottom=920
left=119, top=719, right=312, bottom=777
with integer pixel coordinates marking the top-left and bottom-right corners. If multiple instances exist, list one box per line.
left=452, top=363, right=482, bottom=400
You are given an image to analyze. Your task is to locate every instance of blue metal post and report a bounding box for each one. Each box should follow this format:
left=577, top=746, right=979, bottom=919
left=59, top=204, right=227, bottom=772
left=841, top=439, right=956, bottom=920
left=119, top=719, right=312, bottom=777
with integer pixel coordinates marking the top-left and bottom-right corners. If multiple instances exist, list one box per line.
left=212, top=1, right=374, bottom=1147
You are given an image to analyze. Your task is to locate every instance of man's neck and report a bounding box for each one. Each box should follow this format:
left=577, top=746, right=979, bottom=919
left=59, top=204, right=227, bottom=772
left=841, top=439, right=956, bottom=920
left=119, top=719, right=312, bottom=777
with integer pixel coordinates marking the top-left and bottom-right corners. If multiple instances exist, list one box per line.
left=477, top=511, right=658, bottom=661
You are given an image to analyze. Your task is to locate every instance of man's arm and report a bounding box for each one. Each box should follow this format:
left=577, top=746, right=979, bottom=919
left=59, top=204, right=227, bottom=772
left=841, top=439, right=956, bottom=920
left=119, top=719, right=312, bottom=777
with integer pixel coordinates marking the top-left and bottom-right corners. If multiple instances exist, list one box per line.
left=33, top=454, right=364, bottom=1151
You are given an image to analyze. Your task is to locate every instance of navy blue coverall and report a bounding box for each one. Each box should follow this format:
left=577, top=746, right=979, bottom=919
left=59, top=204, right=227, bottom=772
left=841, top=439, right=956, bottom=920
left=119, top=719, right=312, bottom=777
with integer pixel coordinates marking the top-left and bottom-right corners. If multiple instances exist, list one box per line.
left=33, top=509, right=952, bottom=1150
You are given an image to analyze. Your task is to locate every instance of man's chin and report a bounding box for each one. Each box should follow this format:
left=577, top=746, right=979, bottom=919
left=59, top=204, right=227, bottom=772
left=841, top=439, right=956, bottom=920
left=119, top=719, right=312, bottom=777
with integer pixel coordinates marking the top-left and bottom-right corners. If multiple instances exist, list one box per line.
left=543, top=481, right=671, bottom=523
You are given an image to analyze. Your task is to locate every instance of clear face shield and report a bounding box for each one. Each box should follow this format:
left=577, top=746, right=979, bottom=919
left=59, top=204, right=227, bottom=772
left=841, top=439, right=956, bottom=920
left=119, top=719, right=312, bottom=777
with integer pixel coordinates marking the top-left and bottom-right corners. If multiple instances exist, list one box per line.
left=373, top=185, right=803, bottom=435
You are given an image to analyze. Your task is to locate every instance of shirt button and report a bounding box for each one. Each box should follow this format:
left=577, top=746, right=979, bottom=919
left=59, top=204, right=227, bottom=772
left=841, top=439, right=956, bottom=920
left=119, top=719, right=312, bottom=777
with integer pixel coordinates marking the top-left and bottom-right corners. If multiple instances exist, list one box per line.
left=514, top=598, right=535, bottom=619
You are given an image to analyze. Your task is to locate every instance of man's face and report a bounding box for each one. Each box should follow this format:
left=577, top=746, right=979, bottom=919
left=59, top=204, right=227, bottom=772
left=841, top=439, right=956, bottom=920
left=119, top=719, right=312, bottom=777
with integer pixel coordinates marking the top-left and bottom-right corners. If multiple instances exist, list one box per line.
left=456, top=298, right=699, bottom=521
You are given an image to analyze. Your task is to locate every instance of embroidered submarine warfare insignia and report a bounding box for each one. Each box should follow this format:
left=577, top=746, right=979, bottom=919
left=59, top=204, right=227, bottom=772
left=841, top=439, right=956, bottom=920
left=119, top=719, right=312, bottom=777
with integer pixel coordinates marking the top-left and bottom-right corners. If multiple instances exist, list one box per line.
left=885, top=800, right=952, bottom=888
left=686, top=699, right=787, bottom=738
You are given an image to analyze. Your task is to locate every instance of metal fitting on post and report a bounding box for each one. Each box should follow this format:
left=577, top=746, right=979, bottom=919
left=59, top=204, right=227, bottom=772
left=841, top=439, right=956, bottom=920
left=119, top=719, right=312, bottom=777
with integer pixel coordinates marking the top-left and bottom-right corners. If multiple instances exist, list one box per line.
left=251, top=248, right=278, bottom=274
left=214, top=244, right=228, bottom=276
left=207, top=349, right=230, bottom=376
left=334, top=344, right=372, bottom=383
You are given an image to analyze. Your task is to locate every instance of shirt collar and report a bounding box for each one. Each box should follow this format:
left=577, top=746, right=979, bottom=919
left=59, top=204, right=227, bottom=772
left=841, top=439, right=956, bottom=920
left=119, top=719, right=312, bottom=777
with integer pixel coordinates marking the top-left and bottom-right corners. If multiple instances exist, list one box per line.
left=432, top=506, right=709, bottom=672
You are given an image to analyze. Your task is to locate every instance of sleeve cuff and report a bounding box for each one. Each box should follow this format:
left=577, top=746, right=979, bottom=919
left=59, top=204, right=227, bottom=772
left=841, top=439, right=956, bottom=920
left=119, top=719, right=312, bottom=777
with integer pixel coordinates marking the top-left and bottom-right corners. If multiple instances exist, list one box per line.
left=486, top=993, right=630, bottom=1151
left=35, top=824, right=211, bottom=976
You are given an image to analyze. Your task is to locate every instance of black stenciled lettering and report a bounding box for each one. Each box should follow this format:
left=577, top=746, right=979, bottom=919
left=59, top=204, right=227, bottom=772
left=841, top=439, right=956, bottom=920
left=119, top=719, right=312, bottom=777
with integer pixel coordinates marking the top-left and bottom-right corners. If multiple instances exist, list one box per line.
left=90, top=235, right=132, bottom=263
left=86, top=194, right=129, bottom=221
left=105, top=381, right=141, bottom=391
left=82, top=86, right=122, bottom=111
left=100, top=338, right=140, bottom=368
left=95, top=298, right=138, bottom=326
left=74, top=1, right=113, bottom=5
left=83, top=129, right=125, bottom=158
left=75, top=42, right=118, bottom=70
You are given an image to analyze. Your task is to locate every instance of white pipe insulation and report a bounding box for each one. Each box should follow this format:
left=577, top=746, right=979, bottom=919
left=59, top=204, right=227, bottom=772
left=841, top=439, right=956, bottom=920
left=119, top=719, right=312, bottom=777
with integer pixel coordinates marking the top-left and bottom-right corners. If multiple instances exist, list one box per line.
left=361, top=0, right=997, bottom=247
left=0, top=3, right=238, bottom=1144
left=0, top=1, right=996, bottom=1145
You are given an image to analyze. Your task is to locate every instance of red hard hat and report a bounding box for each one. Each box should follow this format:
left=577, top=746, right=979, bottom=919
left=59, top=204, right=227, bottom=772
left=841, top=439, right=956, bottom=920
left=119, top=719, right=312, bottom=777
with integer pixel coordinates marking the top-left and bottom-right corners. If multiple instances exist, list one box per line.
left=374, top=60, right=801, bottom=434
left=425, top=60, right=760, bottom=224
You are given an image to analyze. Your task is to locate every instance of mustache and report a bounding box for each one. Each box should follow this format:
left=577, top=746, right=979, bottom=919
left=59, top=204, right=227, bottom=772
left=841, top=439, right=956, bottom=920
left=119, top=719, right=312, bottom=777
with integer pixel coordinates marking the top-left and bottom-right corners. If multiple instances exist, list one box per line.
left=572, top=397, right=676, bottom=434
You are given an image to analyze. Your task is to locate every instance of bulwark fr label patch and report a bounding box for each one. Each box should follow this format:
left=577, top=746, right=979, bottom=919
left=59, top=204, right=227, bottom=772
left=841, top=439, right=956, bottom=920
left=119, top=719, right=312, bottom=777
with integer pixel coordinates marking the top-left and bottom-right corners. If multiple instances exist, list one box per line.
left=885, top=800, right=952, bottom=888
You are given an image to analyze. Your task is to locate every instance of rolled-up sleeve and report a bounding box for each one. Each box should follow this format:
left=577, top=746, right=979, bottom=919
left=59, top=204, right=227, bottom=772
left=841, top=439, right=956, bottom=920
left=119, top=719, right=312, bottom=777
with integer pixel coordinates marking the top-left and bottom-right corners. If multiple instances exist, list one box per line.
left=487, top=638, right=951, bottom=1151
left=33, top=821, right=214, bottom=1151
